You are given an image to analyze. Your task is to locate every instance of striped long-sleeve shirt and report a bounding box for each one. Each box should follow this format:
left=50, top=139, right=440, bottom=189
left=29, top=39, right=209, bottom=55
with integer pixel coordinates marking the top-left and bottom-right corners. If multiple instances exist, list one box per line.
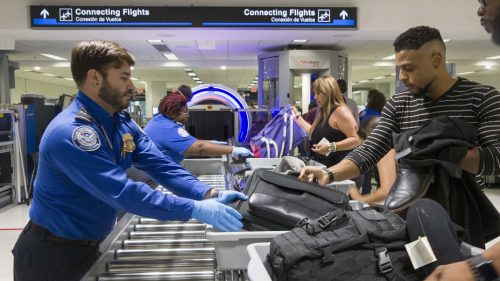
left=345, top=78, right=500, bottom=178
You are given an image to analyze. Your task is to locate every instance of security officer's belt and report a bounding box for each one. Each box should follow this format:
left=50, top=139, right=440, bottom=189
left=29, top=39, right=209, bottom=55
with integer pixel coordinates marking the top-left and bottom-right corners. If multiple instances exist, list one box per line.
left=25, top=220, right=102, bottom=247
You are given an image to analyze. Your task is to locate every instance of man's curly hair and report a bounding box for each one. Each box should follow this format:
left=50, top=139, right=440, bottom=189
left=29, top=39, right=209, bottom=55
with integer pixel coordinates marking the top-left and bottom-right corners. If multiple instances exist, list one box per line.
left=393, top=26, right=444, bottom=52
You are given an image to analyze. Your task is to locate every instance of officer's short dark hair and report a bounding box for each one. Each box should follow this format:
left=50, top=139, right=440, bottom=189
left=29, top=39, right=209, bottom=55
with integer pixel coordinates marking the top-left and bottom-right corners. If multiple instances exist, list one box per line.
left=367, top=89, right=387, bottom=112
left=177, top=84, right=193, bottom=101
left=393, top=26, right=444, bottom=52
left=336, top=79, right=347, bottom=94
left=71, top=40, right=135, bottom=87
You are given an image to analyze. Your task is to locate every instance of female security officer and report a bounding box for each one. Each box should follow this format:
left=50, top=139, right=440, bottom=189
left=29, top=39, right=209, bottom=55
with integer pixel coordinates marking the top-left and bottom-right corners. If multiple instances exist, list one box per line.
left=12, top=40, right=246, bottom=281
left=144, top=90, right=253, bottom=164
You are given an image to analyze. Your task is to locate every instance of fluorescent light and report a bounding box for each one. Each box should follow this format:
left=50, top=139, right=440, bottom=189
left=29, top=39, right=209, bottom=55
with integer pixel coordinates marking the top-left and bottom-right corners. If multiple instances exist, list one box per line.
left=41, top=73, right=57, bottom=77
left=443, top=39, right=451, bottom=43
left=457, top=71, right=475, bottom=75
left=53, top=62, right=70, bottom=67
left=196, top=81, right=203, bottom=84
left=374, top=61, right=395, bottom=67
left=372, top=76, right=386, bottom=80
left=382, top=54, right=395, bottom=60
left=130, top=66, right=135, bottom=70
left=358, top=80, right=369, bottom=83
left=184, top=69, right=193, bottom=72
left=485, top=65, right=493, bottom=69
left=33, top=66, right=41, bottom=71
left=187, top=72, right=196, bottom=77
left=192, top=77, right=200, bottom=81
left=130, top=77, right=138, bottom=81
left=220, top=65, right=227, bottom=70
left=486, top=55, right=500, bottom=60
left=41, top=53, right=67, bottom=61
left=162, top=62, right=185, bottom=67
left=476, top=61, right=498, bottom=67
left=163, top=53, right=178, bottom=60
left=147, top=39, right=163, bottom=44
left=291, top=39, right=308, bottom=44
left=63, top=77, right=74, bottom=81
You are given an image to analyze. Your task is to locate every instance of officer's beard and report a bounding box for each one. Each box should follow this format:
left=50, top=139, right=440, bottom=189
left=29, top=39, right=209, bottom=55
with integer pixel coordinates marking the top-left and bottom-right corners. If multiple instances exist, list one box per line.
left=98, top=79, right=130, bottom=112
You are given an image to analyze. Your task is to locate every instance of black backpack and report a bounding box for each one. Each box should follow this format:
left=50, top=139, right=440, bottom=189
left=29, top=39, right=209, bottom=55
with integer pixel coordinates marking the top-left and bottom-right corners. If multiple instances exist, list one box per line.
left=267, top=207, right=420, bottom=281
left=233, top=169, right=350, bottom=231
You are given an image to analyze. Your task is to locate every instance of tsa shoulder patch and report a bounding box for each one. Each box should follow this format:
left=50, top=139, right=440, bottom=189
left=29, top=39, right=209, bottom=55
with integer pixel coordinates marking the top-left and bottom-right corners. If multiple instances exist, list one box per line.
left=72, top=125, right=101, bottom=151
left=177, top=127, right=190, bottom=138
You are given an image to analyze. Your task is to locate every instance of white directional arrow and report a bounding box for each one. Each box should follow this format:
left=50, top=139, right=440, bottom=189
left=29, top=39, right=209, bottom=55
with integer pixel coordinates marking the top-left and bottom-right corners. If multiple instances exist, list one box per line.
left=340, top=10, right=348, bottom=20
left=40, top=9, right=49, bottom=19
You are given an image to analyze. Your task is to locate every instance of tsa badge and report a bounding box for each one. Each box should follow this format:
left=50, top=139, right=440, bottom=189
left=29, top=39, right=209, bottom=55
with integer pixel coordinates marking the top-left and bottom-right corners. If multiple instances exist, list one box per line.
left=72, top=126, right=101, bottom=151
left=122, top=133, right=136, bottom=153
left=177, top=127, right=190, bottom=138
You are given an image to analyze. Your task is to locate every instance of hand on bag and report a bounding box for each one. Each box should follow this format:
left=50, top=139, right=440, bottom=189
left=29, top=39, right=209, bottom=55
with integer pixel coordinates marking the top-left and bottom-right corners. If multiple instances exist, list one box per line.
left=424, top=261, right=475, bottom=281
left=215, top=190, right=248, bottom=205
left=192, top=200, right=243, bottom=232
left=231, top=146, right=254, bottom=159
left=311, top=143, right=331, bottom=155
left=298, top=166, right=330, bottom=185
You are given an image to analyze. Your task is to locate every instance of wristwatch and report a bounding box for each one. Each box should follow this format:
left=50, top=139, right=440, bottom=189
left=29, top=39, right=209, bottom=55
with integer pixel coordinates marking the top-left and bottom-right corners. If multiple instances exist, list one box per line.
left=467, top=254, right=498, bottom=281
left=323, top=168, right=335, bottom=183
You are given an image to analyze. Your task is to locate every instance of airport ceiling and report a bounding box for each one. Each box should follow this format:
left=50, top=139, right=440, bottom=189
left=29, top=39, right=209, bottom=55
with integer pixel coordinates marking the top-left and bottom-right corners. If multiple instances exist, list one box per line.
left=0, top=0, right=498, bottom=90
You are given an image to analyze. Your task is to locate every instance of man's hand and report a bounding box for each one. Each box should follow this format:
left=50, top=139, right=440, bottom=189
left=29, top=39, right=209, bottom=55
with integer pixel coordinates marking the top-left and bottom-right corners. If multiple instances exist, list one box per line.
left=424, top=261, right=475, bottom=281
left=298, top=166, right=330, bottom=185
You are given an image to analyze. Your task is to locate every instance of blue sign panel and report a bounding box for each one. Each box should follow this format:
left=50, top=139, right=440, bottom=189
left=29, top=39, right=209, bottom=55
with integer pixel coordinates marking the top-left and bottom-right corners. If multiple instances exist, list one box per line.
left=30, top=6, right=358, bottom=29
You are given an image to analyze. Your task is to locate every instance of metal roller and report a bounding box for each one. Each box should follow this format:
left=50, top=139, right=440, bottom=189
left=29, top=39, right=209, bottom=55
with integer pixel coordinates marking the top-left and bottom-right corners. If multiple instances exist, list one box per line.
left=138, top=218, right=200, bottom=224
left=134, top=224, right=206, bottom=232
left=122, top=238, right=213, bottom=249
left=128, top=230, right=206, bottom=240
left=97, top=271, right=215, bottom=281
left=107, top=258, right=216, bottom=273
left=115, top=247, right=215, bottom=260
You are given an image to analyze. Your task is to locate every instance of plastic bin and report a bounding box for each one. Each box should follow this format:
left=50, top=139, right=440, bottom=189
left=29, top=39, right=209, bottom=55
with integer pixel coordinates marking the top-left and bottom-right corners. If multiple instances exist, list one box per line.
left=206, top=228, right=285, bottom=270
left=326, top=179, right=356, bottom=195
left=247, top=243, right=272, bottom=281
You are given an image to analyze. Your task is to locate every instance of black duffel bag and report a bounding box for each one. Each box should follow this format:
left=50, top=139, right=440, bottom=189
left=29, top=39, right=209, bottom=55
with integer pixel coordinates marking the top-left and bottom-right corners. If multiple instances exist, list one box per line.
left=233, top=169, right=350, bottom=231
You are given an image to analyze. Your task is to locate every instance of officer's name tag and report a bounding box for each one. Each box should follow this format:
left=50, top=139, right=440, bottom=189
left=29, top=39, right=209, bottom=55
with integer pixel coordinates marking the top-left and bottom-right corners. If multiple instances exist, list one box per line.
left=405, top=236, right=437, bottom=269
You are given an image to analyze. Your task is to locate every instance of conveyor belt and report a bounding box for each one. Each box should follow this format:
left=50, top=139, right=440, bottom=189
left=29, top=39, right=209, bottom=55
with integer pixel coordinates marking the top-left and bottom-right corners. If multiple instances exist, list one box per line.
left=81, top=163, right=248, bottom=281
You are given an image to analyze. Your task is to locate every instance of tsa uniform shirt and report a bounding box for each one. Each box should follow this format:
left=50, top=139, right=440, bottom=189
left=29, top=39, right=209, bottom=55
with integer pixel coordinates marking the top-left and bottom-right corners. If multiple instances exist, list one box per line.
left=29, top=92, right=211, bottom=241
left=144, top=114, right=197, bottom=164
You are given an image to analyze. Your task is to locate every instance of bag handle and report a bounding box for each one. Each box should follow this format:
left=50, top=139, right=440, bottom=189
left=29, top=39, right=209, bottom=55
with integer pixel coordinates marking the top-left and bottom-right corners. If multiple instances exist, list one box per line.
left=259, top=170, right=347, bottom=204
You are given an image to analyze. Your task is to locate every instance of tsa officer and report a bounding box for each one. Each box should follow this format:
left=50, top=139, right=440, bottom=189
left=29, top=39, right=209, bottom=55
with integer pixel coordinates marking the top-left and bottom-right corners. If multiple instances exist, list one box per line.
left=12, top=40, right=246, bottom=281
left=144, top=90, right=253, bottom=164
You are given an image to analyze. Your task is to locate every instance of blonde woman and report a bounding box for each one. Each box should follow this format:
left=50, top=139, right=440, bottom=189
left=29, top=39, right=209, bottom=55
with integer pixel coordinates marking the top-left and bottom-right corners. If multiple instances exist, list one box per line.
left=294, top=76, right=361, bottom=167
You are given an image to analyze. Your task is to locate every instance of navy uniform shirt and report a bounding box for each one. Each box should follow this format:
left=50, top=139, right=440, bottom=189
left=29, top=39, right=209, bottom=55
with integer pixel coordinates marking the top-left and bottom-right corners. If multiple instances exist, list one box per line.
left=29, top=92, right=211, bottom=240
left=144, top=114, right=197, bottom=164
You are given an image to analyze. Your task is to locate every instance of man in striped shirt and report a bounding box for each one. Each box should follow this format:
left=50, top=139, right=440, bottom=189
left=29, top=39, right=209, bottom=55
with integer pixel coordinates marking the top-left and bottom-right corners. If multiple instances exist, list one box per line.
left=300, top=26, right=500, bottom=194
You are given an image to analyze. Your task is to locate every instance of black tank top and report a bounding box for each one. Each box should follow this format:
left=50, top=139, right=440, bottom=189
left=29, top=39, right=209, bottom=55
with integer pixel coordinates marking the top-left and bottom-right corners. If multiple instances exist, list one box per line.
left=310, top=114, right=351, bottom=167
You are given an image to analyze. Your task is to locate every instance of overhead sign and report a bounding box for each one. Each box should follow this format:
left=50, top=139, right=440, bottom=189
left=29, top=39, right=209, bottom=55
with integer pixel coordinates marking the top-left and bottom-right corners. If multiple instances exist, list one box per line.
left=29, top=6, right=358, bottom=29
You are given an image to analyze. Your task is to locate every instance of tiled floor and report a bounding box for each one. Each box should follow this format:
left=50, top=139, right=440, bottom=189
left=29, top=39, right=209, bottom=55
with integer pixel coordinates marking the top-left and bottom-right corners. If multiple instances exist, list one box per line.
left=1, top=189, right=500, bottom=281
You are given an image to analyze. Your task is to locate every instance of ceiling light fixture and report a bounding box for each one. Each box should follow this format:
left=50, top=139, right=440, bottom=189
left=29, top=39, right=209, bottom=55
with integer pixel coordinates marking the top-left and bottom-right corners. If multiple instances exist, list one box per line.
left=41, top=53, right=67, bottom=61
left=443, top=39, right=451, bottom=43
left=53, top=62, right=70, bottom=67
left=457, top=71, right=475, bottom=75
left=33, top=66, right=41, bottom=71
left=374, top=61, right=395, bottom=67
left=220, top=65, right=227, bottom=70
left=372, top=76, right=386, bottom=80
left=63, top=77, right=74, bottom=81
left=130, top=77, right=138, bottom=81
left=382, top=54, right=396, bottom=60
left=192, top=77, right=200, bottom=81
left=147, top=39, right=163, bottom=44
left=41, top=73, right=57, bottom=77
left=163, top=53, right=178, bottom=60
left=187, top=72, right=196, bottom=77
left=196, top=81, right=203, bottom=84
left=486, top=55, right=500, bottom=60
left=184, top=69, right=193, bottom=72
left=291, top=39, right=308, bottom=44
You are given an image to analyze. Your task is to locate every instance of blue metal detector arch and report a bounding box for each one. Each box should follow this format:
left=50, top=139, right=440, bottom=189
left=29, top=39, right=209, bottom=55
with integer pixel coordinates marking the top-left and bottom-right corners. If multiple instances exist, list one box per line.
left=188, top=84, right=251, bottom=143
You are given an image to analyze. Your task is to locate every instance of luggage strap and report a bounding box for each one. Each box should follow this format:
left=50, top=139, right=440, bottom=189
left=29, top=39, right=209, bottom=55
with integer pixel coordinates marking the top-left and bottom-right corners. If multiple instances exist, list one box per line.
left=375, top=247, right=396, bottom=280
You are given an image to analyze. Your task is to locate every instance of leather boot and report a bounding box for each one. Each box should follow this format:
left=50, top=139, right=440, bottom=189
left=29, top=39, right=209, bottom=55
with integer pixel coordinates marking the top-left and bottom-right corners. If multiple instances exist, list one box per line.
left=384, top=165, right=434, bottom=212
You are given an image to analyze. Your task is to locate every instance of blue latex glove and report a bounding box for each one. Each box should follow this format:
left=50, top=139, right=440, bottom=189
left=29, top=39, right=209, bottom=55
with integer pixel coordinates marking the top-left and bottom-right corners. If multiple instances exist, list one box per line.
left=192, top=200, right=243, bottom=232
left=215, top=190, right=248, bottom=205
left=231, top=146, right=254, bottom=159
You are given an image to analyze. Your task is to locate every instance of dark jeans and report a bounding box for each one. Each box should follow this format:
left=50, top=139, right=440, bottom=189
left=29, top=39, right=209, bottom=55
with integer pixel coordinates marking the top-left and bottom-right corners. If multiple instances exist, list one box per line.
left=406, top=199, right=465, bottom=276
left=12, top=224, right=101, bottom=281
left=360, top=167, right=380, bottom=195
